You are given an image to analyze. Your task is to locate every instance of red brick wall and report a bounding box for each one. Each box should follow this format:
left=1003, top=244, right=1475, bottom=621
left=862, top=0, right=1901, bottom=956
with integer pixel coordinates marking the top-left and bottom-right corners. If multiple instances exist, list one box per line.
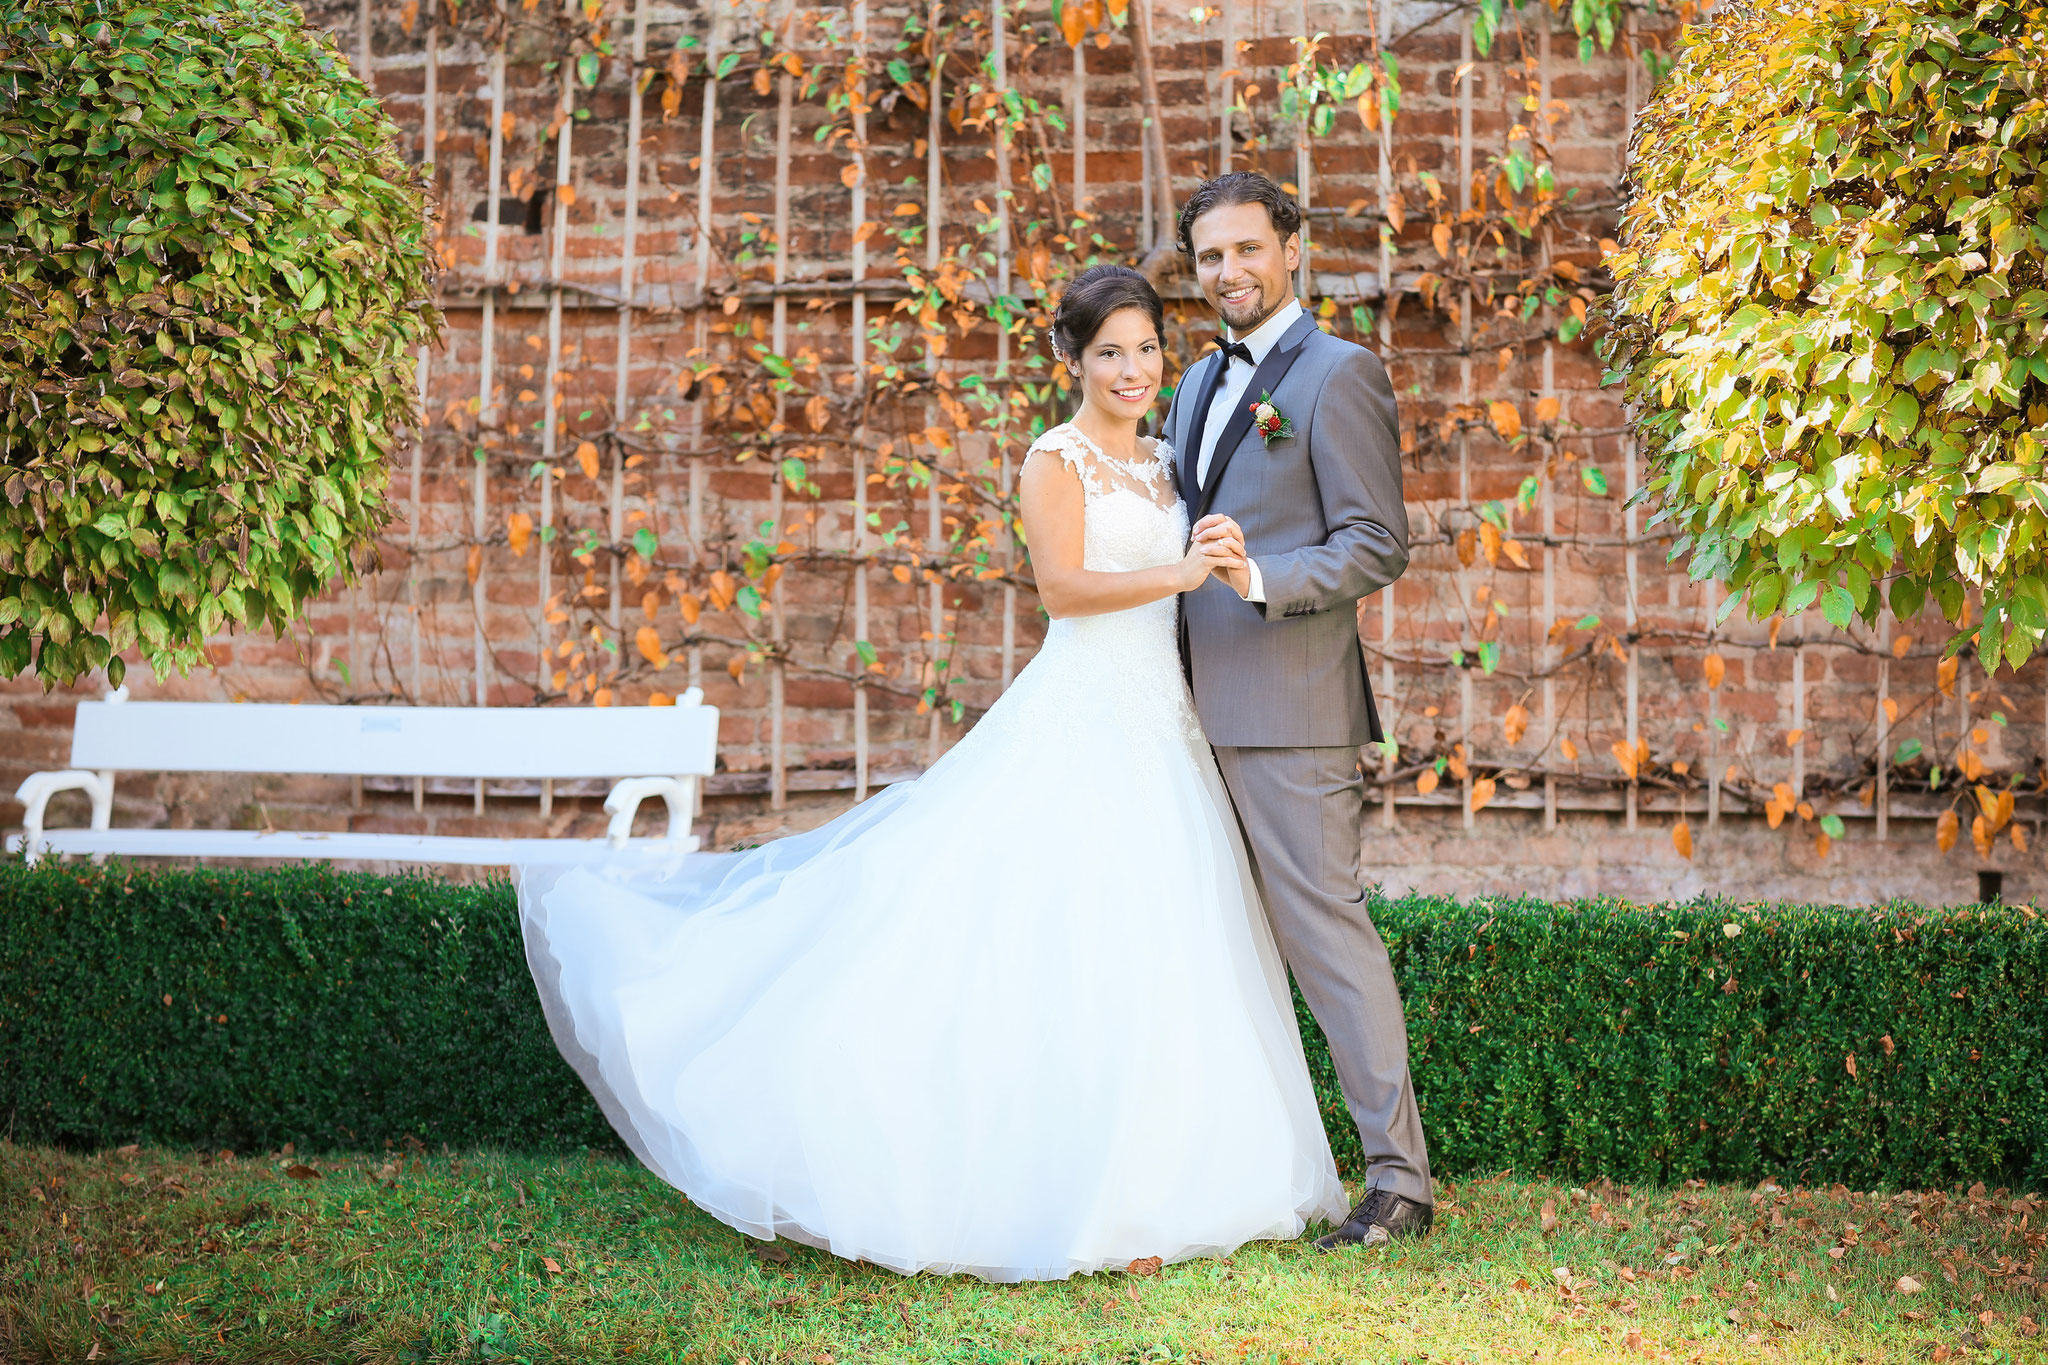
left=4, top=0, right=2038, bottom=905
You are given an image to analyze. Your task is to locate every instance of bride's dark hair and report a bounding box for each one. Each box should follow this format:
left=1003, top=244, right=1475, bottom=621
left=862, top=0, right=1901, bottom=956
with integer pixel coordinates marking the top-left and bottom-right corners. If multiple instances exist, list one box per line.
left=1048, top=265, right=1164, bottom=368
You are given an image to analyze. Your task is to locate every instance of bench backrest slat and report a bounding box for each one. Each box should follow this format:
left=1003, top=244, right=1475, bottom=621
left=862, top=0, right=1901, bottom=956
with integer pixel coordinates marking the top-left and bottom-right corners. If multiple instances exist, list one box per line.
left=68, top=701, right=719, bottom=779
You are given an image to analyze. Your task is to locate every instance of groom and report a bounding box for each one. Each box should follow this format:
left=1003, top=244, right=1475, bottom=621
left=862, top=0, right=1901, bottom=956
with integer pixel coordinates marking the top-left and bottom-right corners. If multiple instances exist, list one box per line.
left=1166, top=172, right=1433, bottom=1248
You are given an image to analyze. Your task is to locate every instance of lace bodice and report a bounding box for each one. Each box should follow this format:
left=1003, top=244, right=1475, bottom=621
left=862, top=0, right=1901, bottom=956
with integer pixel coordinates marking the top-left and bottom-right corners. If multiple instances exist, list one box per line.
left=1023, top=423, right=1185, bottom=574
left=1006, top=422, right=1203, bottom=752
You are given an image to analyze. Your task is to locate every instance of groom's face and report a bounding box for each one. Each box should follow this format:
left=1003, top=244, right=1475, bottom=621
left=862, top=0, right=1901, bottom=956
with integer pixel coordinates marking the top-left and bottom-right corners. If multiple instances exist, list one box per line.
left=1189, top=202, right=1300, bottom=335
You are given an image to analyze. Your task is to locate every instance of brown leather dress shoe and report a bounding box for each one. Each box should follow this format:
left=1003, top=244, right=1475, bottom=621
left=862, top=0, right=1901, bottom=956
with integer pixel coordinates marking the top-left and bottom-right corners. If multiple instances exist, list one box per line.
left=1313, top=1187, right=1434, bottom=1251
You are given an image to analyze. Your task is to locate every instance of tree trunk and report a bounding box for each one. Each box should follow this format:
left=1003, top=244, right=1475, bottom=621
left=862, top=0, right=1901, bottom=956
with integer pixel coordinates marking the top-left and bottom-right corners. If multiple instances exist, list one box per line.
left=1127, top=0, right=1180, bottom=283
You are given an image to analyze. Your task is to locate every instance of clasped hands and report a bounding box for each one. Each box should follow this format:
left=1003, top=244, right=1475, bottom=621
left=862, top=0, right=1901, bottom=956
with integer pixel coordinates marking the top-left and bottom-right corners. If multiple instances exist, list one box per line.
left=1182, top=513, right=1251, bottom=598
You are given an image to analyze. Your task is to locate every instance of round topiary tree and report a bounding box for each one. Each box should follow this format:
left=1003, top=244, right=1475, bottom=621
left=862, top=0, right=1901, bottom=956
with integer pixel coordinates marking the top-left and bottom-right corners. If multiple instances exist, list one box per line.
left=0, top=0, right=438, bottom=688
left=1601, top=0, right=2048, bottom=673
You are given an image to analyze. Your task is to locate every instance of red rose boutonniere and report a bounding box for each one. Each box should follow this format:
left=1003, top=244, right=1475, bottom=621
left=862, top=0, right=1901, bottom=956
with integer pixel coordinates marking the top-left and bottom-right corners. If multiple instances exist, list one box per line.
left=1249, top=390, right=1294, bottom=445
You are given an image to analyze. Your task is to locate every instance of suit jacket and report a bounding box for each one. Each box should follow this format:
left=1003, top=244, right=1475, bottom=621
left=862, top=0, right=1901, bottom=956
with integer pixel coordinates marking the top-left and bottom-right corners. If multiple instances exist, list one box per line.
left=1168, top=310, right=1410, bottom=748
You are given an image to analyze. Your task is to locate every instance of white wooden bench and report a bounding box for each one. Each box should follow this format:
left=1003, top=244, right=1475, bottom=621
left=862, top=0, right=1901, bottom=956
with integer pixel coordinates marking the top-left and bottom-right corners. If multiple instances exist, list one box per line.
left=6, top=689, right=719, bottom=867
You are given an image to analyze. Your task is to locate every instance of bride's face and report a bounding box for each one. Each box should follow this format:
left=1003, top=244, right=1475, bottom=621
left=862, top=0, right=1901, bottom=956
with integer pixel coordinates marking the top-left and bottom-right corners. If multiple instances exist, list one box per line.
left=1069, top=307, right=1163, bottom=422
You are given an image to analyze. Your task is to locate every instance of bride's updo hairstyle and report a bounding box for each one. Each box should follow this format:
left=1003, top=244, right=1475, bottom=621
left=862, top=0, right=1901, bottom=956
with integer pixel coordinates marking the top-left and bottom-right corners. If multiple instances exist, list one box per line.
left=1048, top=265, right=1164, bottom=370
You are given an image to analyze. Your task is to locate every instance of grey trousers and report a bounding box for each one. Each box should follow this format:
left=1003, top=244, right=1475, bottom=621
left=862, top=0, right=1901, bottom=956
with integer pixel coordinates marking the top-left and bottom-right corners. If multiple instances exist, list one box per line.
left=1211, top=744, right=1433, bottom=1204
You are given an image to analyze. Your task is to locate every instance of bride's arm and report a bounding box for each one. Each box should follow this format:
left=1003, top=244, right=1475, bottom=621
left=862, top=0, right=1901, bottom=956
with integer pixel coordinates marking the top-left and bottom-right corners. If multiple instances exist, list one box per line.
left=1020, top=451, right=1241, bottom=619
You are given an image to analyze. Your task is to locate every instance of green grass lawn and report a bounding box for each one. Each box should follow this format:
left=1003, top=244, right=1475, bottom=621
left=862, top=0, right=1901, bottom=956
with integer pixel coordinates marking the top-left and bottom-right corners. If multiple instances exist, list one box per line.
left=0, top=1143, right=2041, bottom=1364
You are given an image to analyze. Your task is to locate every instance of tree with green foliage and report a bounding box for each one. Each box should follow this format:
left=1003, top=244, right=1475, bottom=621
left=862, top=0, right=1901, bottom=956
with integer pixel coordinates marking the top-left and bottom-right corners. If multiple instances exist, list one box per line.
left=1601, top=0, right=2048, bottom=673
left=0, top=0, right=438, bottom=688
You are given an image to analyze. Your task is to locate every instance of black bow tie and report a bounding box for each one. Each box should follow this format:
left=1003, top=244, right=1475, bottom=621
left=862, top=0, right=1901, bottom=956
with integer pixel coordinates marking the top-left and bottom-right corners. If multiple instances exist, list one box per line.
left=1214, top=338, right=1254, bottom=368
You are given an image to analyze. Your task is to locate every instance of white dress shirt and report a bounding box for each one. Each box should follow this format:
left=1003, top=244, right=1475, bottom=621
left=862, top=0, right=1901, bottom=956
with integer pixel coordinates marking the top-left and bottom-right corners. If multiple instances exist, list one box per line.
left=1194, top=297, right=1302, bottom=603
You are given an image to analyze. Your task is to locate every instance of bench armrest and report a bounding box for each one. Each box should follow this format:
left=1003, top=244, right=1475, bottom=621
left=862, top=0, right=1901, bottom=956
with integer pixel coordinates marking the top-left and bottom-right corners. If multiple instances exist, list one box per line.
left=603, top=776, right=700, bottom=850
left=15, top=769, right=117, bottom=866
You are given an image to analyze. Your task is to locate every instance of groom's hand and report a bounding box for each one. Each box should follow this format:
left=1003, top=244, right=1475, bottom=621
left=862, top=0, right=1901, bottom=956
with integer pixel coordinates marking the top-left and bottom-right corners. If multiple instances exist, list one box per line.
left=1192, top=515, right=1253, bottom=599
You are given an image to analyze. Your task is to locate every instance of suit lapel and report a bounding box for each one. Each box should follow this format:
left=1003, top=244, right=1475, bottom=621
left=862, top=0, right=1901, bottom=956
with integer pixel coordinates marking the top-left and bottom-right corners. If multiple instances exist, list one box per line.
left=1193, top=311, right=1318, bottom=521
left=1173, top=353, right=1217, bottom=499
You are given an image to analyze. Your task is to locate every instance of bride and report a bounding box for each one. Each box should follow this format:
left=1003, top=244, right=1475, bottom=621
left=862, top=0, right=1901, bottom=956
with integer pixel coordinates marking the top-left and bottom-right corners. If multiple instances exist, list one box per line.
left=516, top=264, right=1349, bottom=1282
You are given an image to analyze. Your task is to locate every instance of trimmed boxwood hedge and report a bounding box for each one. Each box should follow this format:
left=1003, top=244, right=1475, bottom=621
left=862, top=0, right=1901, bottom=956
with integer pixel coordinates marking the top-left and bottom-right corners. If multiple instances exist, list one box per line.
left=2, top=863, right=2042, bottom=1186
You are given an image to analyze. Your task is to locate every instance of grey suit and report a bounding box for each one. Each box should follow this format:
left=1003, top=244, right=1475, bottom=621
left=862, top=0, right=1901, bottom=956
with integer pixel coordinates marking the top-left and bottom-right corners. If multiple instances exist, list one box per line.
left=1167, top=310, right=1432, bottom=1204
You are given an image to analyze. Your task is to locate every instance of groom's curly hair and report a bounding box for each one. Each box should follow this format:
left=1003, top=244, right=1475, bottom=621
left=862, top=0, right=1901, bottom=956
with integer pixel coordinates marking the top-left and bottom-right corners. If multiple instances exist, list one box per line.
left=1176, top=172, right=1303, bottom=260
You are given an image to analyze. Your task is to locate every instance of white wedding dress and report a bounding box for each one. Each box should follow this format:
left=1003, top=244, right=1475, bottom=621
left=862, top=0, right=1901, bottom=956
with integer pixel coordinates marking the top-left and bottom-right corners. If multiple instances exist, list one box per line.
left=516, top=422, right=1347, bottom=1282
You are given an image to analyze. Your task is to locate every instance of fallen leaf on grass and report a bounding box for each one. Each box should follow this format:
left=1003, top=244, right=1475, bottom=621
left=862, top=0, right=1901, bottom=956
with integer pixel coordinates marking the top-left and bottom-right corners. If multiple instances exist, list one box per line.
left=1540, top=1198, right=1557, bottom=1233
left=283, top=1164, right=320, bottom=1180
left=747, top=1241, right=790, bottom=1265
left=541, top=1256, right=562, bottom=1275
left=1126, top=1256, right=1162, bottom=1277
left=1896, top=1275, right=1923, bottom=1294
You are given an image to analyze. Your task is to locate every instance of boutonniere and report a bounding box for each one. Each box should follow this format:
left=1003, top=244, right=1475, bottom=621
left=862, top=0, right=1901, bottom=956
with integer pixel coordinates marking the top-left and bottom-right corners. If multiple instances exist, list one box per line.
left=1249, top=390, right=1294, bottom=445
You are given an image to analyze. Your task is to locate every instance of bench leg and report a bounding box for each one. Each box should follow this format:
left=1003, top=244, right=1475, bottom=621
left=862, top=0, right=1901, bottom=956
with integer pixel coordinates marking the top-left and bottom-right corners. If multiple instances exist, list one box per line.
left=16, top=769, right=117, bottom=867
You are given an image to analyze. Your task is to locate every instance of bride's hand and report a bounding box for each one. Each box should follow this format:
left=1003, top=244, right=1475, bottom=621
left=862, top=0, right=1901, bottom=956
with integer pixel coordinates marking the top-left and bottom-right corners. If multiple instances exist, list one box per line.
left=1178, top=538, right=1244, bottom=592
left=1193, top=515, right=1251, bottom=597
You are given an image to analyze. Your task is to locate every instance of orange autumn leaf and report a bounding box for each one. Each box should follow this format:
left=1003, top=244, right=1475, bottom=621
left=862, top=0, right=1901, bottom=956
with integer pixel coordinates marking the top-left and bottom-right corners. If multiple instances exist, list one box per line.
left=575, top=440, right=601, bottom=481
left=708, top=571, right=737, bottom=611
left=1470, top=776, right=1497, bottom=813
left=2012, top=821, right=2029, bottom=853
left=1479, top=521, right=1503, bottom=566
left=558, top=182, right=577, bottom=207
left=1672, top=819, right=1694, bottom=861
left=677, top=592, right=703, bottom=625
left=1610, top=740, right=1639, bottom=780
left=592, top=687, right=613, bottom=708
left=1973, top=784, right=2001, bottom=825
left=1766, top=797, right=1787, bottom=829
left=508, top=512, right=533, bottom=557
left=1971, top=812, right=1994, bottom=858
left=1503, top=538, right=1531, bottom=570
left=1487, top=400, right=1522, bottom=442
left=1937, top=654, right=1959, bottom=696
left=1534, top=395, right=1561, bottom=423
left=1784, top=728, right=1805, bottom=748
left=1882, top=697, right=1899, bottom=723
left=1773, top=782, right=1797, bottom=809
left=1060, top=2, right=1086, bottom=44
left=727, top=654, right=747, bottom=683
left=1936, top=807, right=1959, bottom=852
left=1503, top=702, right=1530, bottom=746
left=648, top=691, right=674, bottom=707
left=1702, top=652, right=1726, bottom=690
left=1416, top=768, right=1441, bottom=796
left=1431, top=221, right=1453, bottom=259
left=635, top=626, right=668, bottom=669
left=1796, top=801, right=1814, bottom=822
left=1892, top=632, right=1913, bottom=658
left=1447, top=744, right=1471, bottom=781
left=465, top=544, right=482, bottom=585
left=1560, top=736, right=1579, bottom=762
